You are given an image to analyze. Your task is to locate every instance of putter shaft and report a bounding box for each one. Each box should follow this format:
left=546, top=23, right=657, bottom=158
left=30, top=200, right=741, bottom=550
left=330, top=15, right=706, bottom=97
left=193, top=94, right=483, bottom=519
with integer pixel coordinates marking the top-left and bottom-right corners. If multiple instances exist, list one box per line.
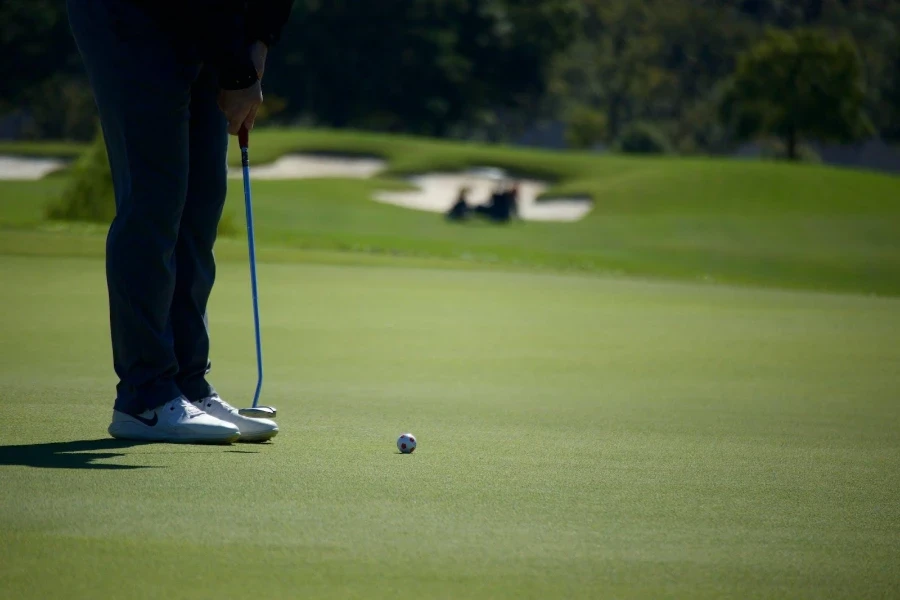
left=239, top=126, right=265, bottom=410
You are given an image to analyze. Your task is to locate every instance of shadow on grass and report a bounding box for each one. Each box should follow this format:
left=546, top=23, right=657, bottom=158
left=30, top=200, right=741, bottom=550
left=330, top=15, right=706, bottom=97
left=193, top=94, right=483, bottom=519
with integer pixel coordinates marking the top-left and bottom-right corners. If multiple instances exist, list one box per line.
left=0, top=438, right=154, bottom=470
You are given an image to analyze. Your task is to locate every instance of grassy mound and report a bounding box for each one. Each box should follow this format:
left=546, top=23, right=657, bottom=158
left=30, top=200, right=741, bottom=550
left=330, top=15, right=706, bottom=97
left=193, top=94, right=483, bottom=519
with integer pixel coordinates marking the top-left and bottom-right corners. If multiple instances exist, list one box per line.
left=215, top=128, right=900, bottom=294
left=1, top=128, right=899, bottom=295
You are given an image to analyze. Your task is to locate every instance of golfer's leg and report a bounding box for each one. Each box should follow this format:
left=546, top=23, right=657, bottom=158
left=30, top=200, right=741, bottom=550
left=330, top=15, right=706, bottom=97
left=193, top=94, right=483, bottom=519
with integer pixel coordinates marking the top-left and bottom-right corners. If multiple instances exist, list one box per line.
left=67, top=0, right=198, bottom=414
left=172, top=65, right=229, bottom=402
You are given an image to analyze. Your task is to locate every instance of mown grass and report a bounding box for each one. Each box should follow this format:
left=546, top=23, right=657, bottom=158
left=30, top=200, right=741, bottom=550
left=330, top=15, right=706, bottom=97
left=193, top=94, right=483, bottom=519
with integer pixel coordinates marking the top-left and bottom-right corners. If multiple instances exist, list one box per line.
left=1, top=255, right=898, bottom=599
left=1, top=128, right=899, bottom=295
left=1, top=132, right=898, bottom=599
left=0, top=140, right=86, bottom=159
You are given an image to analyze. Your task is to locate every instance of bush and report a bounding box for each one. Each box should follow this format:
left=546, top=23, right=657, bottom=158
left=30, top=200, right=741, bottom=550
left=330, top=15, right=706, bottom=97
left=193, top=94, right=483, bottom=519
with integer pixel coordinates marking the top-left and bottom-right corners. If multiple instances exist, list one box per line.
left=757, top=138, right=821, bottom=163
left=46, top=127, right=115, bottom=223
left=565, top=106, right=608, bottom=149
left=217, top=211, right=238, bottom=238
left=614, top=121, right=674, bottom=155
left=676, top=90, right=734, bottom=155
left=47, top=127, right=238, bottom=237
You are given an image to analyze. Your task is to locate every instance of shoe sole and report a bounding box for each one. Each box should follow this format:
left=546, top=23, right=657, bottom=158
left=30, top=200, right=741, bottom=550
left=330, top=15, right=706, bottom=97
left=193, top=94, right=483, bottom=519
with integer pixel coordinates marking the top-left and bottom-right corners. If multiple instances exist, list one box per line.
left=108, top=424, right=240, bottom=445
left=237, top=429, right=279, bottom=443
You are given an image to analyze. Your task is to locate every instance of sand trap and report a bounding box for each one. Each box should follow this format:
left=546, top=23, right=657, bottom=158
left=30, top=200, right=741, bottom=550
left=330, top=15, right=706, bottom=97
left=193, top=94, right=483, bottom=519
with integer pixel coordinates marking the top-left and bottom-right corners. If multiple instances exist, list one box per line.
left=230, top=154, right=386, bottom=180
left=0, top=155, right=67, bottom=180
left=0, top=149, right=591, bottom=221
left=374, top=170, right=592, bottom=222
left=231, top=155, right=592, bottom=221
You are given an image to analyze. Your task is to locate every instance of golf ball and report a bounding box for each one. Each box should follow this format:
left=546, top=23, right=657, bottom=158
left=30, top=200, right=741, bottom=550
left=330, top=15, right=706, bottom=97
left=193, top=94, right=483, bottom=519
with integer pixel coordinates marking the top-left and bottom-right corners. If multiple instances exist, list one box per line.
left=397, top=433, right=417, bottom=453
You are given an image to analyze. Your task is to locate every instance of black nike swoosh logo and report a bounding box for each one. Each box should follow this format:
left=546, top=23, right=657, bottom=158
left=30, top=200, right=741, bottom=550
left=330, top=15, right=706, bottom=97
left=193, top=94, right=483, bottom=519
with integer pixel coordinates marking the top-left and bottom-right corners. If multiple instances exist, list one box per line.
left=133, top=413, right=158, bottom=427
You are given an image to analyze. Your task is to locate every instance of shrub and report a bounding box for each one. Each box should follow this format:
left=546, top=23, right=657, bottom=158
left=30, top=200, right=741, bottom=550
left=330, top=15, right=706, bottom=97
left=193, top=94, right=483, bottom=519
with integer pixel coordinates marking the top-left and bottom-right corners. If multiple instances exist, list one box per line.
left=757, top=138, right=822, bottom=163
left=47, top=127, right=238, bottom=237
left=565, top=106, right=608, bottom=149
left=46, top=128, right=115, bottom=223
left=614, top=121, right=674, bottom=155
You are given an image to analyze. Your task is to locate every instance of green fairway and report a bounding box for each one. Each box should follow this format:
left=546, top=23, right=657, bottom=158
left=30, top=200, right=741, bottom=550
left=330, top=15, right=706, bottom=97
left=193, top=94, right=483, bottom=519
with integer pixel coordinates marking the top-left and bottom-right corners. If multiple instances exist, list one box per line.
left=1, top=255, right=898, bottom=599
left=2, top=128, right=900, bottom=295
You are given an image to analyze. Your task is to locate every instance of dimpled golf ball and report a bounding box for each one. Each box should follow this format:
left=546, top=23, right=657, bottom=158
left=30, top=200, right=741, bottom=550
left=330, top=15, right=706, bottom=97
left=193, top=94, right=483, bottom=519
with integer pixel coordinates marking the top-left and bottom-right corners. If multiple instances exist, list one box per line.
left=397, top=433, right=416, bottom=453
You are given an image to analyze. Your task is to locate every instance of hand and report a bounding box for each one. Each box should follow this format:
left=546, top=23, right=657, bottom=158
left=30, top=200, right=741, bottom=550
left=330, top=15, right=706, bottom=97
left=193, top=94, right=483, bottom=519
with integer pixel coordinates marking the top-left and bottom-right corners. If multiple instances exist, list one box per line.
left=250, top=41, right=268, bottom=79
left=217, top=80, right=263, bottom=135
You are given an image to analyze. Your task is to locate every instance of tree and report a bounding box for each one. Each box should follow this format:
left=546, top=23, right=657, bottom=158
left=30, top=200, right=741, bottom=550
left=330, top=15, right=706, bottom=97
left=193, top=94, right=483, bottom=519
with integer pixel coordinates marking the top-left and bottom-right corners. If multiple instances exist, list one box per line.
left=263, top=0, right=579, bottom=136
left=545, top=0, right=755, bottom=150
left=0, top=0, right=78, bottom=108
left=721, top=28, right=873, bottom=160
left=547, top=0, right=666, bottom=140
left=0, top=0, right=93, bottom=139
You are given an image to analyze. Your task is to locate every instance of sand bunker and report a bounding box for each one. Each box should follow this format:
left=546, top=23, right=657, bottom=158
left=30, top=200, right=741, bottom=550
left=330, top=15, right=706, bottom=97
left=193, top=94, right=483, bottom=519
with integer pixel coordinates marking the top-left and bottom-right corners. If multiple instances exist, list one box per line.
left=229, top=154, right=591, bottom=221
left=229, top=154, right=386, bottom=180
left=0, top=156, right=67, bottom=180
left=0, top=149, right=591, bottom=221
left=374, top=170, right=592, bottom=222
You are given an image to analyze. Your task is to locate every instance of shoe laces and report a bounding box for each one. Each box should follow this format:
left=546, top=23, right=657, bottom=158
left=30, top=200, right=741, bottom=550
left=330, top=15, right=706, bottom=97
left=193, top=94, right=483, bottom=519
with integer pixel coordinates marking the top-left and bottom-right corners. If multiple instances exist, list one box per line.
left=202, top=394, right=237, bottom=413
left=169, top=397, right=203, bottom=417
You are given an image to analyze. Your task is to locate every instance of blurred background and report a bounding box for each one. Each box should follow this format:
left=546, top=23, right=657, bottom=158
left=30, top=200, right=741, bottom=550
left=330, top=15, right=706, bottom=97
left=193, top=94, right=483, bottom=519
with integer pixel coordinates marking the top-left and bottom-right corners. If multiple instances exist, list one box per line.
left=2, top=0, right=899, bottom=170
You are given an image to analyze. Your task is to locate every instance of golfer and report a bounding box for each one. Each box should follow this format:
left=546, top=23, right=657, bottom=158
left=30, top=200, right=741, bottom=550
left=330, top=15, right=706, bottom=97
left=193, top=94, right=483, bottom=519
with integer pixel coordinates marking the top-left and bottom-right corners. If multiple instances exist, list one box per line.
left=67, top=0, right=293, bottom=443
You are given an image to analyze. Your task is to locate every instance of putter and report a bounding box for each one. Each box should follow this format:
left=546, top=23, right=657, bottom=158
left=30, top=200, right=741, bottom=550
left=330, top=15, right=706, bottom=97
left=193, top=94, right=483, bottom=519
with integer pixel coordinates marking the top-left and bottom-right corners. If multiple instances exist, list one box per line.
left=236, top=125, right=277, bottom=419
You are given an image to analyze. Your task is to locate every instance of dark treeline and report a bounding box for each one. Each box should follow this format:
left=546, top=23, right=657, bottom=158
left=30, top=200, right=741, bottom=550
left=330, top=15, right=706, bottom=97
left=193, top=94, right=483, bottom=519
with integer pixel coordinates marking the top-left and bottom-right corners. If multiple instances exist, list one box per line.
left=1, top=0, right=898, bottom=157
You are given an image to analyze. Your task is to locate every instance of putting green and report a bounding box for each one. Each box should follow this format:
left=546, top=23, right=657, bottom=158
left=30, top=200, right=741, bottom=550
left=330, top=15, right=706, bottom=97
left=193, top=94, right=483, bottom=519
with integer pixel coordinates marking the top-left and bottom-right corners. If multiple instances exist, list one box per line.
left=1, top=255, right=898, bottom=598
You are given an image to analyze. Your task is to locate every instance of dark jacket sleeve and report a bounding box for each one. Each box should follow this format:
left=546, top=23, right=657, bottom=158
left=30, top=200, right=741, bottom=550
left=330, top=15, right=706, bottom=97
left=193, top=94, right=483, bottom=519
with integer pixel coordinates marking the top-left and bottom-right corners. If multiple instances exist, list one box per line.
left=127, top=0, right=292, bottom=89
left=199, top=1, right=259, bottom=90
left=245, top=0, right=295, bottom=48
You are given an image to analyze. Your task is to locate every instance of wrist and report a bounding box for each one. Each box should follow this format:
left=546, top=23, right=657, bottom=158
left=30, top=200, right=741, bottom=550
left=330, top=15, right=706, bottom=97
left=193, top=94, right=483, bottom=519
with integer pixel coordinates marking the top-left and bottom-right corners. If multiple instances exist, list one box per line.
left=247, top=30, right=277, bottom=49
left=218, top=59, right=259, bottom=90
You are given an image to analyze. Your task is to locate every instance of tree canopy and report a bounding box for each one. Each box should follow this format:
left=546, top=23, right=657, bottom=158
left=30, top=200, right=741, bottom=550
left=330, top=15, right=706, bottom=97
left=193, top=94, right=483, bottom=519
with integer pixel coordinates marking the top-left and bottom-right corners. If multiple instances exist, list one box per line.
left=722, top=28, right=873, bottom=159
left=1, top=0, right=898, bottom=157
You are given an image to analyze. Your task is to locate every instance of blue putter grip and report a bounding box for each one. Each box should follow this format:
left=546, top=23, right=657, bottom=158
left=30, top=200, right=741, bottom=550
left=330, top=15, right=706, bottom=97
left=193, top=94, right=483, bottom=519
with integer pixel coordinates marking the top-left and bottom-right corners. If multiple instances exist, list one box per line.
left=239, top=126, right=264, bottom=408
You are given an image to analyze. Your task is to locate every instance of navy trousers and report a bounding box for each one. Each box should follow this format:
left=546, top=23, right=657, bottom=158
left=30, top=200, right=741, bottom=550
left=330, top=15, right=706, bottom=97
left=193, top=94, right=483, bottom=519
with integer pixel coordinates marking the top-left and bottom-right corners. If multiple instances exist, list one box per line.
left=68, top=0, right=228, bottom=413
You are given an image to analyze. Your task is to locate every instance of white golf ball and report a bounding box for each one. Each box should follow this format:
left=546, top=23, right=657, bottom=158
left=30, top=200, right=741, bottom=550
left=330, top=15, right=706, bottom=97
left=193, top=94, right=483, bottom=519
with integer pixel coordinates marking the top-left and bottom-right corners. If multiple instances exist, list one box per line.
left=397, top=433, right=417, bottom=454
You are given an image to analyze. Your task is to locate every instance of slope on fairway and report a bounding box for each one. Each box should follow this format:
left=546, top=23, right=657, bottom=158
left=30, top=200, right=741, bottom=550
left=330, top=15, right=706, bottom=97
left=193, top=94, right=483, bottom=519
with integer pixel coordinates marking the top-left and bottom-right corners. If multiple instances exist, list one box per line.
left=215, top=160, right=900, bottom=295
left=224, top=130, right=900, bottom=298
left=1, top=255, right=898, bottom=599
left=2, top=129, right=900, bottom=295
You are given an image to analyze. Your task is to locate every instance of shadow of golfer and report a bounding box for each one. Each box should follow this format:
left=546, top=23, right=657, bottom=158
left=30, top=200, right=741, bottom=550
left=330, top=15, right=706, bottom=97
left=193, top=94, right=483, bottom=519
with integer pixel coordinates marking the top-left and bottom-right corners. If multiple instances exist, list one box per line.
left=0, top=438, right=155, bottom=470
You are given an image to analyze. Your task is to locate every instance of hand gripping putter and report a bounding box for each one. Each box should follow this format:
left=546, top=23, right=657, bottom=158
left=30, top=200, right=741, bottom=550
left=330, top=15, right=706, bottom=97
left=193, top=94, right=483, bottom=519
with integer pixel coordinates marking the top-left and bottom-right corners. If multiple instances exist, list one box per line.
left=236, top=126, right=277, bottom=419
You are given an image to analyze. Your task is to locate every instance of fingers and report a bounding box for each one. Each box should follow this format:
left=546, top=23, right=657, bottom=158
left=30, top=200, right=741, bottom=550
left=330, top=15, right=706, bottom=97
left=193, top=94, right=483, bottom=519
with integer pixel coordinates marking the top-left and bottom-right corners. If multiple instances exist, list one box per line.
left=219, top=82, right=263, bottom=135
left=227, top=113, right=246, bottom=135
left=224, top=102, right=250, bottom=135
left=244, top=102, right=260, bottom=132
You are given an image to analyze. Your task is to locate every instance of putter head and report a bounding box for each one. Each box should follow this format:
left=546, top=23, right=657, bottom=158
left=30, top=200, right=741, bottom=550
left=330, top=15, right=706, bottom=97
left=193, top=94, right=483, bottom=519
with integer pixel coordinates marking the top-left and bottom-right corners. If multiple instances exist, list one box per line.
left=238, top=406, right=277, bottom=419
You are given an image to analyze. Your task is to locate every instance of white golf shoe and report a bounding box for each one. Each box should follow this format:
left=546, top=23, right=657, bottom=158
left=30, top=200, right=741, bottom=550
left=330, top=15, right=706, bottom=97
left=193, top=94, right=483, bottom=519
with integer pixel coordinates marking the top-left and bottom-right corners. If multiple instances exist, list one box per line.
left=108, top=396, right=240, bottom=444
left=192, top=394, right=279, bottom=443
